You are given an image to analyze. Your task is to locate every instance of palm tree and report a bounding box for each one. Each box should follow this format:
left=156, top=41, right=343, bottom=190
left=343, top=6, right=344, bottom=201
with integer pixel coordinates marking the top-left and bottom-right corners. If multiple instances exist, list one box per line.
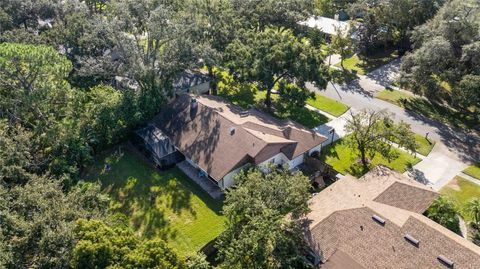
left=466, top=197, right=480, bottom=227
left=425, top=196, right=459, bottom=232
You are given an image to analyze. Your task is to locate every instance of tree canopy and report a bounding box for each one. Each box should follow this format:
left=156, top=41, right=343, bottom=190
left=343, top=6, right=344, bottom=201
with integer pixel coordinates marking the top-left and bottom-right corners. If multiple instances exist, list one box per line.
left=226, top=27, right=328, bottom=108
left=400, top=0, right=480, bottom=117
left=344, top=109, right=416, bottom=171
left=71, top=218, right=185, bottom=269
left=216, top=168, right=312, bottom=269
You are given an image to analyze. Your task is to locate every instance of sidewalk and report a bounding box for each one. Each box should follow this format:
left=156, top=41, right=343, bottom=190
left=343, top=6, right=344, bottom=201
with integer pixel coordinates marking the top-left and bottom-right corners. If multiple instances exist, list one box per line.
left=313, top=109, right=353, bottom=146
left=308, top=57, right=480, bottom=189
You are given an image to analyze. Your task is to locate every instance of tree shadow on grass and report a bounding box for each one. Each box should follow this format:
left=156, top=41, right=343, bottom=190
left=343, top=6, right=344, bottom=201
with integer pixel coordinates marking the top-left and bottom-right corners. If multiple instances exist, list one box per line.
left=89, top=149, right=224, bottom=241
left=274, top=105, right=329, bottom=129
left=404, top=98, right=478, bottom=130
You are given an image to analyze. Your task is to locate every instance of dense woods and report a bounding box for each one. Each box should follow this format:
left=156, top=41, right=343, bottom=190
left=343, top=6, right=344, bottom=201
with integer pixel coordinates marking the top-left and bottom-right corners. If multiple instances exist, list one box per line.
left=0, top=0, right=478, bottom=268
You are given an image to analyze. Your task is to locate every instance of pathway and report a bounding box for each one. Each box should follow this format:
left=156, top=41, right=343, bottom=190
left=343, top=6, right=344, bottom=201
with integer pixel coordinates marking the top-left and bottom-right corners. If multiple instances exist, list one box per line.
left=458, top=172, right=480, bottom=186
left=307, top=58, right=480, bottom=189
left=177, top=161, right=223, bottom=199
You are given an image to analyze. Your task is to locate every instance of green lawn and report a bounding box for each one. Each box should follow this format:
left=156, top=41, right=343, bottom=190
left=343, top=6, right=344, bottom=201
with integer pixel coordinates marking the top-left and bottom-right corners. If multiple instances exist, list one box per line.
left=219, top=83, right=328, bottom=129
left=273, top=105, right=329, bottom=129
left=376, top=88, right=479, bottom=130
left=306, top=93, right=350, bottom=117
left=319, top=136, right=421, bottom=177
left=335, top=51, right=398, bottom=75
left=441, top=176, right=480, bottom=222
left=463, top=163, right=480, bottom=180
left=84, top=149, right=225, bottom=256
left=375, top=88, right=415, bottom=105
left=389, top=132, right=435, bottom=156
left=413, top=134, right=436, bottom=156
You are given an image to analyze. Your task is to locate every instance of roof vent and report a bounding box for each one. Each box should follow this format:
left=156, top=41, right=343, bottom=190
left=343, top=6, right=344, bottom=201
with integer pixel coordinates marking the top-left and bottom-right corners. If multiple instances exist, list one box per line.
left=229, top=127, right=236, bottom=136
left=404, top=234, right=420, bottom=247
left=372, top=215, right=385, bottom=225
left=437, top=255, right=454, bottom=268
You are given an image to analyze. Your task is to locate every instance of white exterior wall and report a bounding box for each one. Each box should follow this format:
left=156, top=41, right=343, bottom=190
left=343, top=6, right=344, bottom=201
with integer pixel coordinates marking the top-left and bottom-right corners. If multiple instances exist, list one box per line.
left=259, top=143, right=324, bottom=172
left=221, top=164, right=250, bottom=190
left=288, top=154, right=305, bottom=169
left=258, top=153, right=290, bottom=172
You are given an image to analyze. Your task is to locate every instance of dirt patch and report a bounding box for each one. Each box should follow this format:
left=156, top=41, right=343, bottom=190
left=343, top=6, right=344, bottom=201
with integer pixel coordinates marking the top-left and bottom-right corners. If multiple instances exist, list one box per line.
left=446, top=177, right=461, bottom=191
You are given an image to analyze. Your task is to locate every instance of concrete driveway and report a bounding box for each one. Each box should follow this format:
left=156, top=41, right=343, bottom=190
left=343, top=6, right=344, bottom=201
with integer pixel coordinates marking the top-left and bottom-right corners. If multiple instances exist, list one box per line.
left=406, top=143, right=468, bottom=190
left=308, top=58, right=479, bottom=189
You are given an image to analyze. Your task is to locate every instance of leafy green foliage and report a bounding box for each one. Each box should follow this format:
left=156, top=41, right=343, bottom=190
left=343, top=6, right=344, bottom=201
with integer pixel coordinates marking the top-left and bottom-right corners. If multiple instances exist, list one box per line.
left=426, top=196, right=460, bottom=233
left=400, top=0, right=480, bottom=116
left=466, top=198, right=480, bottom=227
left=278, top=82, right=315, bottom=108
left=226, top=27, right=328, bottom=108
left=230, top=0, right=313, bottom=29
left=72, top=219, right=185, bottom=269
left=330, top=26, right=354, bottom=70
left=186, top=253, right=212, bottom=269
left=344, top=109, right=417, bottom=171
left=319, top=135, right=420, bottom=177
left=216, top=168, right=312, bottom=269
left=0, top=177, right=108, bottom=268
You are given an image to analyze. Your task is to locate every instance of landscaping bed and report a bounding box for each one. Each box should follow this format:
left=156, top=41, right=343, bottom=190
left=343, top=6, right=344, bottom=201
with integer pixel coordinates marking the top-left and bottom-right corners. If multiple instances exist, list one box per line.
left=440, top=176, right=480, bottom=245
left=84, top=148, right=225, bottom=256
left=318, top=136, right=421, bottom=177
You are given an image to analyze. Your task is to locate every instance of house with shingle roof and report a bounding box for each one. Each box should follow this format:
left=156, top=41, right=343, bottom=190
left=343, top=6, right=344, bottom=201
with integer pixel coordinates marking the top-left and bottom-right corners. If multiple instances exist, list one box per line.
left=149, top=94, right=327, bottom=190
left=306, top=166, right=480, bottom=269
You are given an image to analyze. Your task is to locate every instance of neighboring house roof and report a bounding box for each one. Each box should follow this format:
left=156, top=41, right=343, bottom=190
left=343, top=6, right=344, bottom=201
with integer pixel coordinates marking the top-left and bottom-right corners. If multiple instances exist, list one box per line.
left=173, top=70, right=210, bottom=93
left=155, top=94, right=327, bottom=181
left=299, top=16, right=350, bottom=36
left=306, top=166, right=480, bottom=269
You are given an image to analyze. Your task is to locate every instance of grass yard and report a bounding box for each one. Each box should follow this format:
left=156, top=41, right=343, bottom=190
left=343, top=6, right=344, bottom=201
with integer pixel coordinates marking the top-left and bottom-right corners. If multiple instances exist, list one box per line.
left=273, top=106, right=329, bottom=129
left=389, top=132, right=435, bottom=156
left=376, top=88, right=479, bottom=130
left=219, top=84, right=328, bottom=129
left=319, top=136, right=421, bottom=177
left=441, top=176, right=480, bottom=222
left=335, top=50, right=398, bottom=75
left=413, top=134, right=436, bottom=156
left=463, top=163, right=480, bottom=180
left=375, top=88, right=415, bottom=105
left=306, top=93, right=350, bottom=117
left=84, top=148, right=225, bottom=256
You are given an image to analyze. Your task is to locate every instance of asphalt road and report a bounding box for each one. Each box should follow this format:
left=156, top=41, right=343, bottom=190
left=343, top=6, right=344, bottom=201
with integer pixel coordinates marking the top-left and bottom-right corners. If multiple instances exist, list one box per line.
left=307, top=59, right=480, bottom=175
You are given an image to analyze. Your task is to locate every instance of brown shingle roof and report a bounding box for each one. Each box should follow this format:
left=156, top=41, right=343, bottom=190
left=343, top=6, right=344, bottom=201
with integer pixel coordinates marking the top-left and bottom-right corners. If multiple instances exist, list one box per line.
left=156, top=94, right=326, bottom=181
left=374, top=182, right=439, bottom=213
left=306, top=166, right=480, bottom=269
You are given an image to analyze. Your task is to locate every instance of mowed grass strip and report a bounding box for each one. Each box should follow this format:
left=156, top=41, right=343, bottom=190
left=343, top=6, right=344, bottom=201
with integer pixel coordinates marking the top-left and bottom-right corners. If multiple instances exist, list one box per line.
left=319, top=136, right=421, bottom=177
left=463, top=163, right=480, bottom=180
left=440, top=176, right=480, bottom=222
left=306, top=93, right=350, bottom=117
left=85, top=149, right=225, bottom=256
